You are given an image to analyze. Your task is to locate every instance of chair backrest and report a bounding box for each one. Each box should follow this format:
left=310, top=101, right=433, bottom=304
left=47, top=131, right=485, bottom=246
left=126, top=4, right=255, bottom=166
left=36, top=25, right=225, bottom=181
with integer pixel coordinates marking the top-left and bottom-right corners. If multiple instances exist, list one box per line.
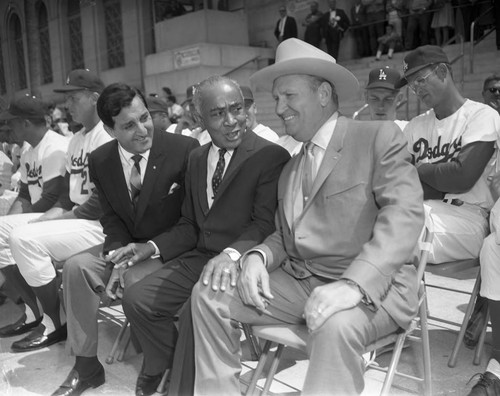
left=415, top=220, right=434, bottom=288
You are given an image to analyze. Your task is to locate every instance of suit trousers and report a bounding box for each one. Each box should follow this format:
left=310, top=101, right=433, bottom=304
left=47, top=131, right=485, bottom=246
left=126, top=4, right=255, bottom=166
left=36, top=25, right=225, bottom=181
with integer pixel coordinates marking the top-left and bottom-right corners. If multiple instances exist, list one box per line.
left=324, top=29, right=342, bottom=60
left=191, top=266, right=399, bottom=396
left=122, top=250, right=212, bottom=376
left=10, top=219, right=105, bottom=286
left=63, top=244, right=164, bottom=357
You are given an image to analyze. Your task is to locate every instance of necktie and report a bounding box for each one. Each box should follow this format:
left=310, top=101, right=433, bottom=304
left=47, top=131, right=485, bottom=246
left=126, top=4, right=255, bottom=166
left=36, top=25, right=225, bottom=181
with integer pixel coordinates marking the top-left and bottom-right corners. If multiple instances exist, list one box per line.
left=212, top=148, right=227, bottom=197
left=130, top=154, right=142, bottom=209
left=302, top=142, right=316, bottom=204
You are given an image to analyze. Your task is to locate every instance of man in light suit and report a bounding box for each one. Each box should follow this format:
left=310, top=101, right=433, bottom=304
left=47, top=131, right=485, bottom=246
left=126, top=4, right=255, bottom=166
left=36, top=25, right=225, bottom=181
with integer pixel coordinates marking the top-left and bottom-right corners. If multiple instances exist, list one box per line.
left=51, top=83, right=199, bottom=396
left=119, top=76, right=290, bottom=396
left=190, top=38, right=424, bottom=395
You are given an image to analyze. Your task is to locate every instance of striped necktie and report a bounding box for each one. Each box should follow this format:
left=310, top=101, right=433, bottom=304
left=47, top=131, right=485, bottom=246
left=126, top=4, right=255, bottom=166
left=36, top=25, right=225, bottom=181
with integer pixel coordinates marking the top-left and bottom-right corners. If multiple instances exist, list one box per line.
left=212, top=148, right=227, bottom=196
left=302, top=142, right=316, bottom=204
left=130, top=154, right=142, bottom=209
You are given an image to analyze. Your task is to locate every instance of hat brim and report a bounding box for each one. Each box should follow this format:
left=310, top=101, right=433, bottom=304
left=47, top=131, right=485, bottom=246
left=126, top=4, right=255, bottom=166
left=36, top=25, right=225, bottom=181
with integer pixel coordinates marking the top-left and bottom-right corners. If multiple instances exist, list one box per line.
left=0, top=111, right=17, bottom=121
left=53, top=85, right=91, bottom=93
left=395, top=63, right=433, bottom=89
left=250, top=58, right=359, bottom=101
left=366, top=82, right=399, bottom=90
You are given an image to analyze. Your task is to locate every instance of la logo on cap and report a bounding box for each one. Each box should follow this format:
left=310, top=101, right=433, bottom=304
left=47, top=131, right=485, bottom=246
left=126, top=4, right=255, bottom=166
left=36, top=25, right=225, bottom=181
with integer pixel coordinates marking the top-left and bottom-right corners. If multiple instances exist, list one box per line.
left=403, top=60, right=408, bottom=73
left=378, top=69, right=387, bottom=80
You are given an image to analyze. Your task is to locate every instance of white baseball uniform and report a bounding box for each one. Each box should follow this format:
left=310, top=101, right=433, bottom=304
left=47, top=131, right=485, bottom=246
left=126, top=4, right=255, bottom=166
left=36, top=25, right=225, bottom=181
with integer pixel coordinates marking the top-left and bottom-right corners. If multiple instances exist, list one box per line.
left=10, top=122, right=113, bottom=286
left=404, top=99, right=500, bottom=264
left=0, top=130, right=69, bottom=268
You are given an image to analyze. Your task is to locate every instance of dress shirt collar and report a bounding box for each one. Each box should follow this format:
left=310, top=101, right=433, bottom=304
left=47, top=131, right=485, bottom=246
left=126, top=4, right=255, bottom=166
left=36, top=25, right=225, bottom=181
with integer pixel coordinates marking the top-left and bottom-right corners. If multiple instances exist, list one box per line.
left=209, top=143, right=234, bottom=158
left=118, top=144, right=150, bottom=164
left=309, top=112, right=338, bottom=151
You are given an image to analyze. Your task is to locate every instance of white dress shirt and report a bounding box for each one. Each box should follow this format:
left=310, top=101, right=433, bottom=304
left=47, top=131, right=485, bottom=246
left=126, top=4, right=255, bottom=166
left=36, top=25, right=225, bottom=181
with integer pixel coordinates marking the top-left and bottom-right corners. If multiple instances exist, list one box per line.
left=117, top=144, right=150, bottom=200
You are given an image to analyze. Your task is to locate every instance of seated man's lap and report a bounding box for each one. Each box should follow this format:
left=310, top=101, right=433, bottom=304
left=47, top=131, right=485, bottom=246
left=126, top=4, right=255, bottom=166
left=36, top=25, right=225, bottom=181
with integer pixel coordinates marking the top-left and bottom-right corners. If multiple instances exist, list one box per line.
left=480, top=234, right=500, bottom=300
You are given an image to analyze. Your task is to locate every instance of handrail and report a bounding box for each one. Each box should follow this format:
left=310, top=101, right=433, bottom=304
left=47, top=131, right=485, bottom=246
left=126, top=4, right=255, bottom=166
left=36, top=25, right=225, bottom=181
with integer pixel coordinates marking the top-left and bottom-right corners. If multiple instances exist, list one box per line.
left=352, top=98, right=408, bottom=120
left=222, top=56, right=261, bottom=77
left=352, top=104, right=368, bottom=120
left=470, top=6, right=495, bottom=74
left=448, top=34, right=465, bottom=92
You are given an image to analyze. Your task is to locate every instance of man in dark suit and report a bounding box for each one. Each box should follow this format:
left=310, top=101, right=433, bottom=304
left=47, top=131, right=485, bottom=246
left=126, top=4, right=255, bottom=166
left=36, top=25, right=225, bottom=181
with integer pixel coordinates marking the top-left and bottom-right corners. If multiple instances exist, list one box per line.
left=274, top=5, right=298, bottom=43
left=320, top=0, right=350, bottom=60
left=351, top=0, right=369, bottom=57
left=50, top=83, right=199, bottom=396
left=119, top=75, right=290, bottom=396
left=303, top=1, right=323, bottom=48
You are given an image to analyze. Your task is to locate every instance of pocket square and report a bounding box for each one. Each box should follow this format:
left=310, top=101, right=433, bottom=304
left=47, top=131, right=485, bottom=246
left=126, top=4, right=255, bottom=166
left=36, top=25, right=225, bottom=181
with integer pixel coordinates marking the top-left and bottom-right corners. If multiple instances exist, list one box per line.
left=168, top=183, right=180, bottom=195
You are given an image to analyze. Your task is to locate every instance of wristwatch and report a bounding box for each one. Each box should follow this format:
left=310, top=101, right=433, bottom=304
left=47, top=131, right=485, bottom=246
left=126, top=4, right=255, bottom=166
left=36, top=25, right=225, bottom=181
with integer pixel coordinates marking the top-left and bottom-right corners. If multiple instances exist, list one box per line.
left=224, top=249, right=240, bottom=262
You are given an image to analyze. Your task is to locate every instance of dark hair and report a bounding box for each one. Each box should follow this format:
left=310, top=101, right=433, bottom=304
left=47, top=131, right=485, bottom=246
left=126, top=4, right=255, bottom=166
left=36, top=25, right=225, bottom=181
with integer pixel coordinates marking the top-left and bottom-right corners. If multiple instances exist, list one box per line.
left=167, top=95, right=177, bottom=103
left=162, top=87, right=172, bottom=95
left=97, top=83, right=148, bottom=128
left=483, top=74, right=500, bottom=91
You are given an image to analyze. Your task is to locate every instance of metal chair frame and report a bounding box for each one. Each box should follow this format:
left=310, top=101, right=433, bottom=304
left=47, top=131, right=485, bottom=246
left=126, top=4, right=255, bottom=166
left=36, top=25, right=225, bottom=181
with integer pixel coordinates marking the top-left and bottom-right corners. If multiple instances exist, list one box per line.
left=245, top=225, right=433, bottom=396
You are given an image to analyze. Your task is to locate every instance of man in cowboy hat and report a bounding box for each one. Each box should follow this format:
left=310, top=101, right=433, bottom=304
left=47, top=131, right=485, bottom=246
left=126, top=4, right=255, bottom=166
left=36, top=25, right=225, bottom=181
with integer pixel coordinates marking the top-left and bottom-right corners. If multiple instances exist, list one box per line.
left=397, top=45, right=500, bottom=265
left=189, top=38, right=424, bottom=395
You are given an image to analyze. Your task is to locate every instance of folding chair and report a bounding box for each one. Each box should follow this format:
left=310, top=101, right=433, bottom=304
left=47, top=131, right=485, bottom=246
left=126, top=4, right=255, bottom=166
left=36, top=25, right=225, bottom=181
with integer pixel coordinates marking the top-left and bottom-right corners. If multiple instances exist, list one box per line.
left=447, top=271, right=490, bottom=368
left=245, top=224, right=433, bottom=396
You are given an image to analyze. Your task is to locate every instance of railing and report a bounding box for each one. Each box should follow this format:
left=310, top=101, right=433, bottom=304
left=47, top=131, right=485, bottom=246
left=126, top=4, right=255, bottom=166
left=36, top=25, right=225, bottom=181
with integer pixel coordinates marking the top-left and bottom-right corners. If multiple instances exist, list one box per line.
left=470, top=6, right=495, bottom=74
left=222, top=55, right=262, bottom=78
left=448, top=34, right=465, bottom=92
left=352, top=96, right=409, bottom=120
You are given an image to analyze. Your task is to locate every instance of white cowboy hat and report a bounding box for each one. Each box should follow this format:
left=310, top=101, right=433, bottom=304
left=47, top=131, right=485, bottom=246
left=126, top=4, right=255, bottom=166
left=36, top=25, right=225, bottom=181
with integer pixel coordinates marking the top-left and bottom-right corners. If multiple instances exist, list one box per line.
left=250, top=38, right=359, bottom=101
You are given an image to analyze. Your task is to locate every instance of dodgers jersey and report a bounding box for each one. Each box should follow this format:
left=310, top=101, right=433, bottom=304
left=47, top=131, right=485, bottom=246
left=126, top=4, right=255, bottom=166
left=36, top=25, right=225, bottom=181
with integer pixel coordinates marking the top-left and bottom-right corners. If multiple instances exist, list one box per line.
left=66, top=121, right=112, bottom=206
left=20, top=130, right=69, bottom=204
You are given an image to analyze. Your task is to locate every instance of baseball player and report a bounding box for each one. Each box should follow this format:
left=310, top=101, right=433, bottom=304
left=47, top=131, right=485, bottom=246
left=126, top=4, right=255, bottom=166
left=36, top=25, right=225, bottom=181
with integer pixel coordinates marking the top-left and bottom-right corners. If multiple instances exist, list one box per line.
left=5, top=69, right=112, bottom=353
left=365, top=66, right=408, bottom=131
left=0, top=95, right=68, bottom=340
left=398, top=46, right=500, bottom=264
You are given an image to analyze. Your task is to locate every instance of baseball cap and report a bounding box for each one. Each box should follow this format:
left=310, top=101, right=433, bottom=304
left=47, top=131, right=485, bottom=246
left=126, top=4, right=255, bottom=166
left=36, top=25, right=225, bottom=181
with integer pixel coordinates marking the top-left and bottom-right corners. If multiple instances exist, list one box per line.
left=396, top=45, right=449, bottom=88
left=146, top=97, right=169, bottom=114
left=366, top=67, right=401, bottom=90
left=0, top=95, right=49, bottom=121
left=53, top=69, right=105, bottom=93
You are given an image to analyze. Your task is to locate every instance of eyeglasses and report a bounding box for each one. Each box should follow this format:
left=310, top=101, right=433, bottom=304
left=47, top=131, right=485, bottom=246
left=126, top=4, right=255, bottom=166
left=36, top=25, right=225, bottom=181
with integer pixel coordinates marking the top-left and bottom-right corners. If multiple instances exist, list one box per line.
left=407, top=66, right=438, bottom=92
left=487, top=87, right=500, bottom=95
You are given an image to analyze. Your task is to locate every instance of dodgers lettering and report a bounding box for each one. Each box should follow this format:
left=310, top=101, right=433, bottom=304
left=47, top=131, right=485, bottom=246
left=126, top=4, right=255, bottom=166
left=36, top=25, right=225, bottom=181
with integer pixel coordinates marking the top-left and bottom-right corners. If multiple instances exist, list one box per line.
left=25, top=162, right=42, bottom=186
left=413, top=135, right=462, bottom=164
left=70, top=149, right=89, bottom=175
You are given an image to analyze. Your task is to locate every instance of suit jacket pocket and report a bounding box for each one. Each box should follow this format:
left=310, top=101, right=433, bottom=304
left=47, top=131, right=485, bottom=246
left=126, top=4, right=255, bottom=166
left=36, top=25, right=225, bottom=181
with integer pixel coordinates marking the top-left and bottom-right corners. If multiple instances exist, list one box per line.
left=324, top=181, right=367, bottom=199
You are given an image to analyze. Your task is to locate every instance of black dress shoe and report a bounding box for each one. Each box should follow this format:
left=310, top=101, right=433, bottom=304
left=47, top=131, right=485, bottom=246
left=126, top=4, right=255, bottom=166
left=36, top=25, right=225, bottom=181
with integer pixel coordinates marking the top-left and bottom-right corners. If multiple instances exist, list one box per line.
left=136, top=372, right=163, bottom=396
left=11, top=323, right=67, bottom=352
left=51, top=365, right=105, bottom=396
left=0, top=314, right=43, bottom=338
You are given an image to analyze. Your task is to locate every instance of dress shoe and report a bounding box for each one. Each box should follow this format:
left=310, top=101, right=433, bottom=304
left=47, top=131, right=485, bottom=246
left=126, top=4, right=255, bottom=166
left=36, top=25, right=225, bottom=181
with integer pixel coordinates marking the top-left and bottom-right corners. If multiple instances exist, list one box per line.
left=136, top=372, right=163, bottom=396
left=468, top=372, right=500, bottom=396
left=0, top=314, right=43, bottom=338
left=51, top=364, right=105, bottom=396
left=11, top=323, right=67, bottom=352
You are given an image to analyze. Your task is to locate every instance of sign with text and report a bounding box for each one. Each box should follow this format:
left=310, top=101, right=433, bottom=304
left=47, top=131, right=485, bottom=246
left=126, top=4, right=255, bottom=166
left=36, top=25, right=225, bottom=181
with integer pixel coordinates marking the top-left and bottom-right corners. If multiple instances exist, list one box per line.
left=174, top=47, right=201, bottom=69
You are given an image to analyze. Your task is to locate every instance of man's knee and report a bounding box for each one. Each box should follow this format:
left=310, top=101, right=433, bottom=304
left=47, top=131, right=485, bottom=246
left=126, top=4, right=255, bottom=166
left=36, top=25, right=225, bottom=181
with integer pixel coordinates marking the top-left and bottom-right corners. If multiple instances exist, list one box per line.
left=311, top=310, right=362, bottom=348
left=480, top=233, right=499, bottom=265
left=191, top=281, right=209, bottom=314
left=9, top=226, right=28, bottom=252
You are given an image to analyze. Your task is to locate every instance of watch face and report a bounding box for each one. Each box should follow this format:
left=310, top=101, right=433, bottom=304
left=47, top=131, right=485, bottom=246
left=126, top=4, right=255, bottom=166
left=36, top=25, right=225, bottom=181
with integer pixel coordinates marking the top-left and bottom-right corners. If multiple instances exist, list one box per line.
left=228, top=252, right=240, bottom=261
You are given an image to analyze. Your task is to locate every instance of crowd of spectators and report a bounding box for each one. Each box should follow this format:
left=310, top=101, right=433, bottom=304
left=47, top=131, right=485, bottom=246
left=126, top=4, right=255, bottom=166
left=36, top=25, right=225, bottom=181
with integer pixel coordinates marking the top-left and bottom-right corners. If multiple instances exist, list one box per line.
left=0, top=13, right=500, bottom=395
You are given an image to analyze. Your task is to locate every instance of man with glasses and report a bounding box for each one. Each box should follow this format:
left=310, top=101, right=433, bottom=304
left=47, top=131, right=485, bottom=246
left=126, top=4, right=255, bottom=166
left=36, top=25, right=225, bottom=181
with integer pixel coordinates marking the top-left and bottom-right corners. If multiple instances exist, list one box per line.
left=482, top=74, right=500, bottom=115
left=365, top=66, right=407, bottom=131
left=396, top=45, right=500, bottom=264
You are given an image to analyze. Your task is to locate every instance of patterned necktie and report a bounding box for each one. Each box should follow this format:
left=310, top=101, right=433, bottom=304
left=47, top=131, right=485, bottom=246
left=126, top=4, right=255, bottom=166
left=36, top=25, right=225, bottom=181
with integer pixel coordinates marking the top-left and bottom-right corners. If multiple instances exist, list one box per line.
left=302, top=142, right=316, bottom=204
left=130, top=154, right=142, bottom=209
left=212, top=148, right=227, bottom=197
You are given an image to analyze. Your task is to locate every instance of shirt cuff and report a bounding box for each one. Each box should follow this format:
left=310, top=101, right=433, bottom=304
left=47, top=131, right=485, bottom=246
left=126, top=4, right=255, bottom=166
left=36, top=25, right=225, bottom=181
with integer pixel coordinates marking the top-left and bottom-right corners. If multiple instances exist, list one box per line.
left=147, top=240, right=161, bottom=259
left=240, top=248, right=268, bottom=270
left=341, top=278, right=374, bottom=307
left=223, top=247, right=241, bottom=262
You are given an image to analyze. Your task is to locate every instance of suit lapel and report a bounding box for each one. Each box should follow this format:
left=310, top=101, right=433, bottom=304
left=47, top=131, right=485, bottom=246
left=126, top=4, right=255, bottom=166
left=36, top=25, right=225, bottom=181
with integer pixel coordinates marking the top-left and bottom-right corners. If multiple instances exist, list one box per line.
left=134, top=141, right=164, bottom=222
left=105, top=142, right=135, bottom=224
left=282, top=155, right=302, bottom=229
left=211, top=130, right=255, bottom=206
left=303, top=116, right=348, bottom=212
left=197, top=145, right=210, bottom=215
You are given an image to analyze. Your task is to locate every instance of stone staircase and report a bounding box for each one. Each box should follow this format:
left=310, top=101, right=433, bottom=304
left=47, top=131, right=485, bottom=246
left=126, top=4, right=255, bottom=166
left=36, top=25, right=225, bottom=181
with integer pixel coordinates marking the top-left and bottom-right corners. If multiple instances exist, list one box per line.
left=254, top=31, right=499, bottom=136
